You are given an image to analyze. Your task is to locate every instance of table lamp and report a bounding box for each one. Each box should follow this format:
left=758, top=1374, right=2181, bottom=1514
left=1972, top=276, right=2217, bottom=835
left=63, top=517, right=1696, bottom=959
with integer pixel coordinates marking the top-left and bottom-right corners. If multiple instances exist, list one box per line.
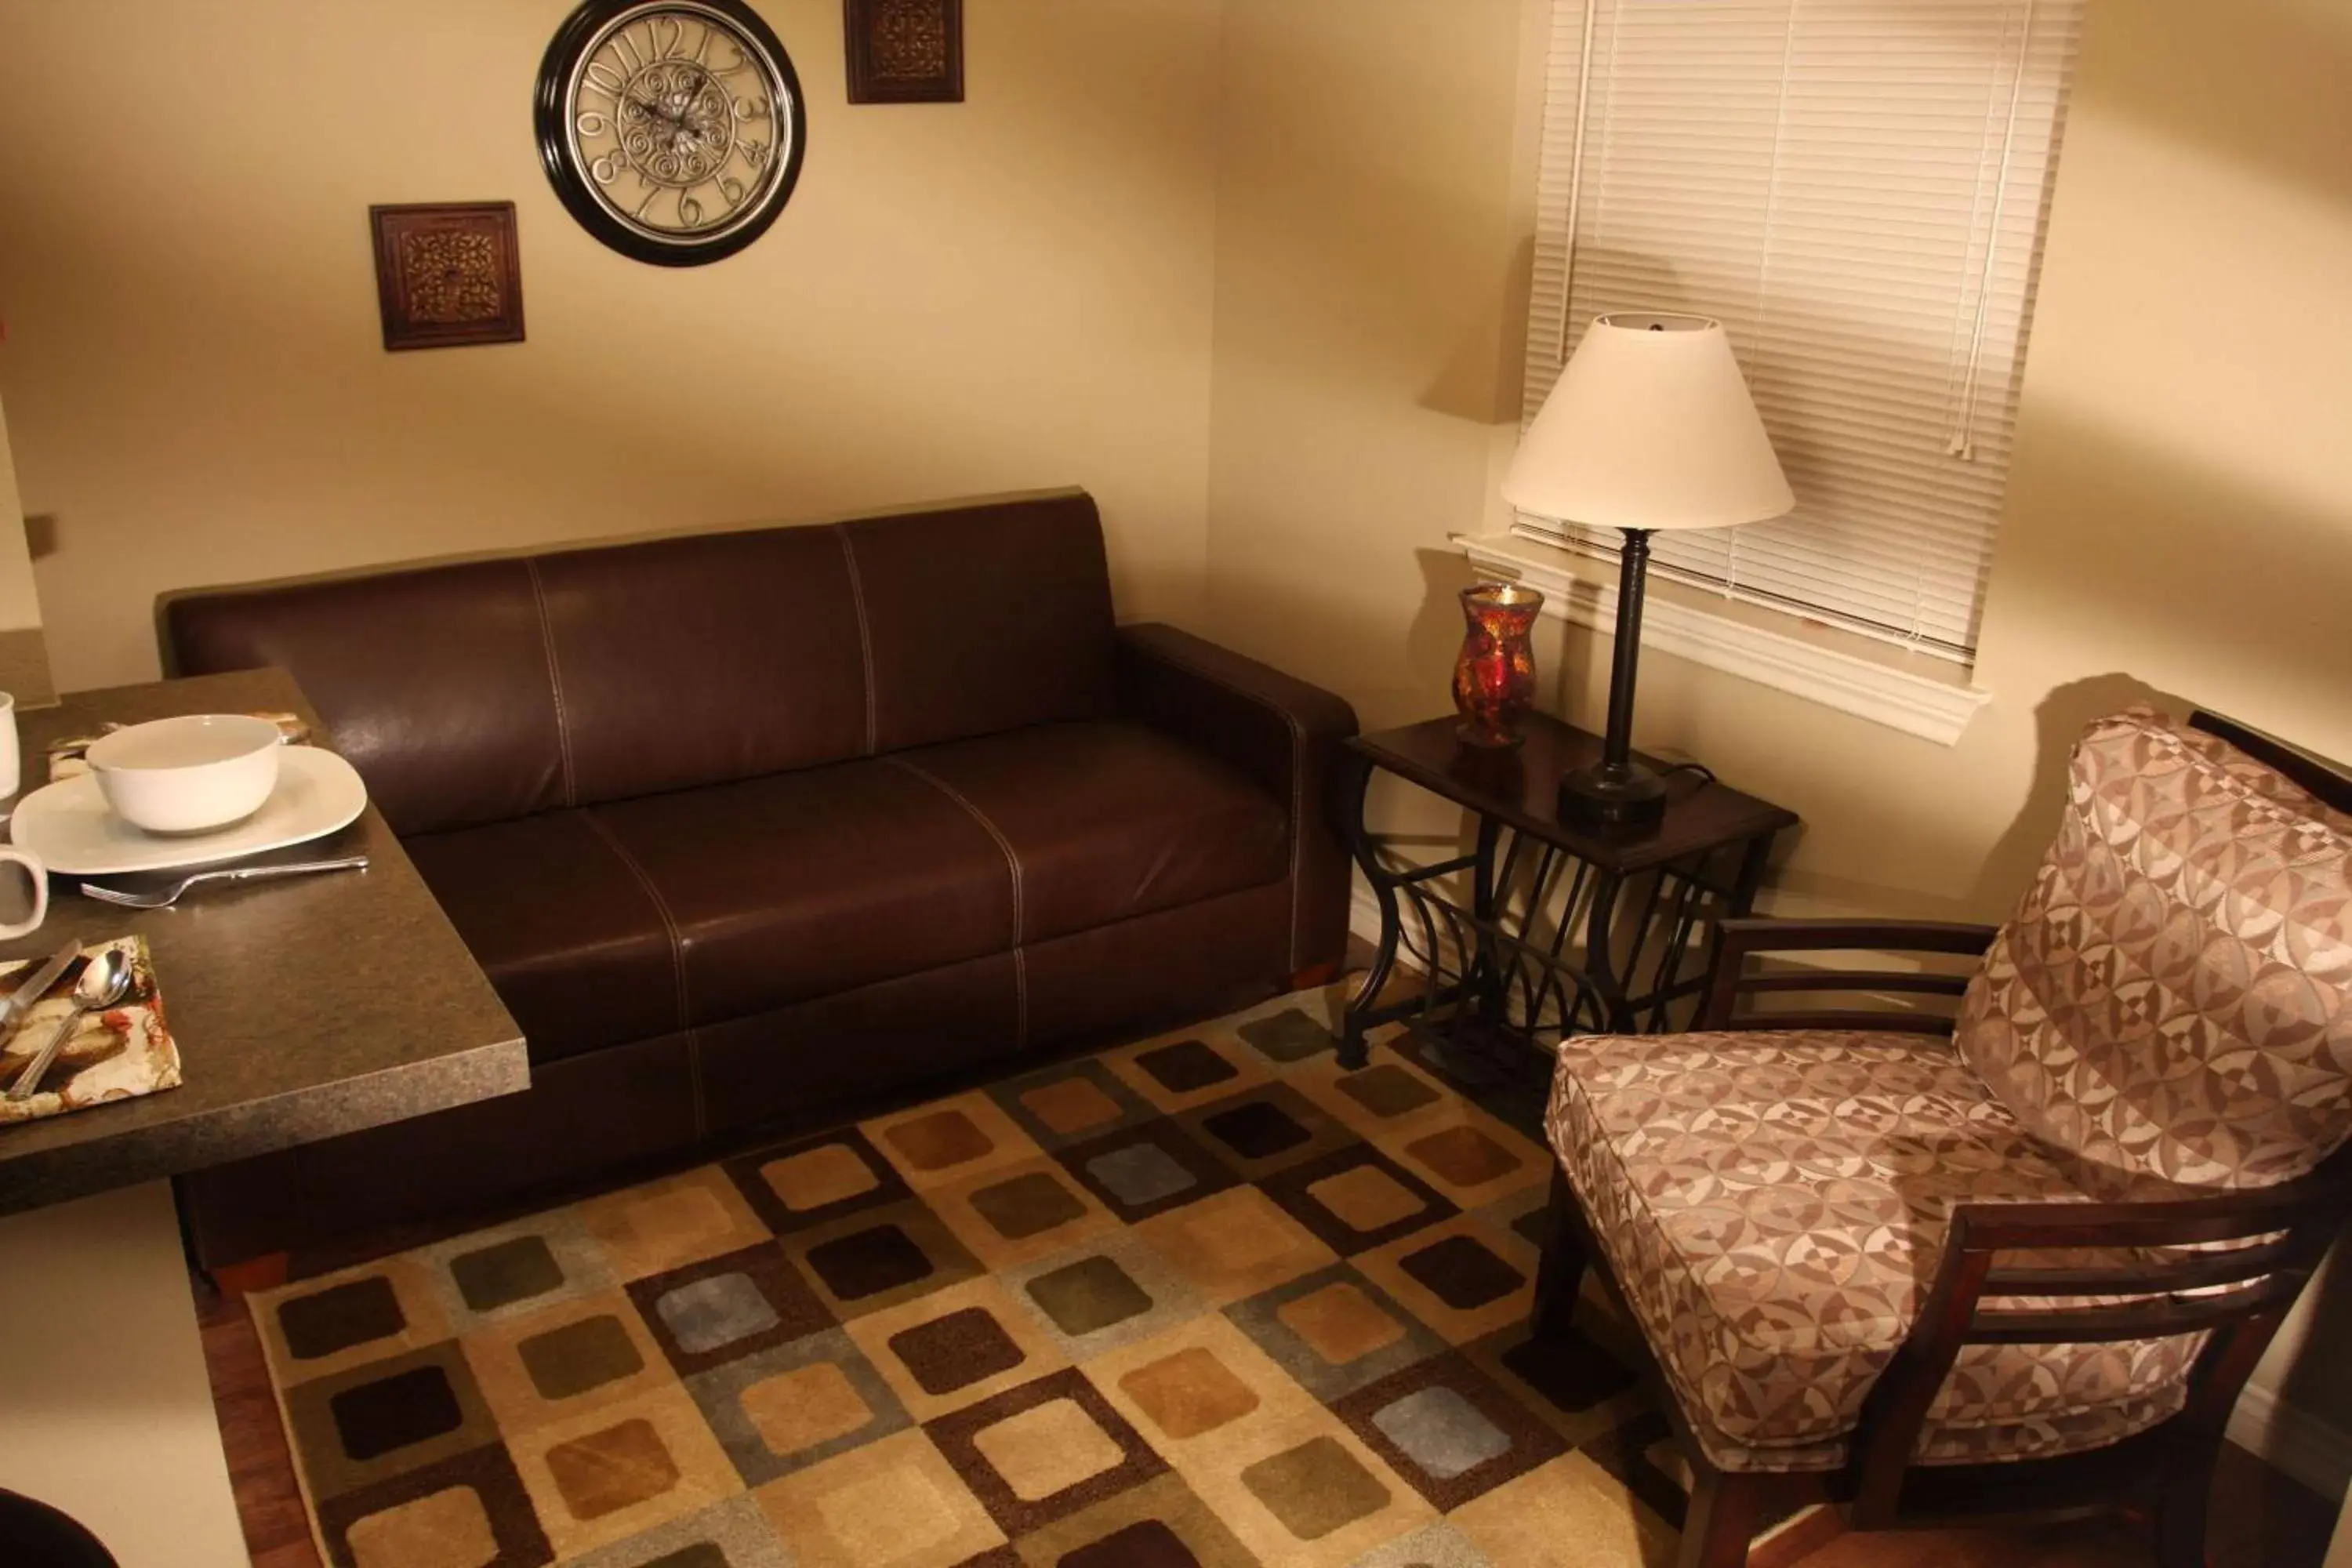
left=1502, top=313, right=1793, bottom=828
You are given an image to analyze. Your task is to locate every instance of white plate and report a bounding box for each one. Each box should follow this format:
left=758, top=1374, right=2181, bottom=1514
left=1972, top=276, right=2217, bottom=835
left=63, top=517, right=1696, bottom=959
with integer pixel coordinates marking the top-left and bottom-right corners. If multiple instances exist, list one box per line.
left=9, top=746, right=369, bottom=877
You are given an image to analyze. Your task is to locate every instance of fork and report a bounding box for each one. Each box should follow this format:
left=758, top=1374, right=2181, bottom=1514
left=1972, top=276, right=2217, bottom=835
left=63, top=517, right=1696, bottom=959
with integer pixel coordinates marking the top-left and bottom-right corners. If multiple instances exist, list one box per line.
left=80, top=855, right=370, bottom=909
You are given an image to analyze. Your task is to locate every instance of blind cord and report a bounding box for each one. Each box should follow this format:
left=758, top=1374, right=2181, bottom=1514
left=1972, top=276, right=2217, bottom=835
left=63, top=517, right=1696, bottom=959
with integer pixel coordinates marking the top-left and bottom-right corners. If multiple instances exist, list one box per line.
left=1552, top=0, right=1602, bottom=373
left=1733, top=4, right=1805, bottom=607
left=1947, top=0, right=2039, bottom=463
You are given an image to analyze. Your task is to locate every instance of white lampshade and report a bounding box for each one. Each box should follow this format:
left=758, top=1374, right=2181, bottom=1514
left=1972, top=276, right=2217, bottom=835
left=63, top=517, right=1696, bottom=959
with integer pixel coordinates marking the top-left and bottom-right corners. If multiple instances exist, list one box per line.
left=1503, top=313, right=1793, bottom=532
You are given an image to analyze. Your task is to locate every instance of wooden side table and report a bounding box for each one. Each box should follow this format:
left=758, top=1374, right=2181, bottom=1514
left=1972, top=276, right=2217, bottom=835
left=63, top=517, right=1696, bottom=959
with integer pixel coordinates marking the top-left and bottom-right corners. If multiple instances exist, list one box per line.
left=1339, top=713, right=1797, bottom=1069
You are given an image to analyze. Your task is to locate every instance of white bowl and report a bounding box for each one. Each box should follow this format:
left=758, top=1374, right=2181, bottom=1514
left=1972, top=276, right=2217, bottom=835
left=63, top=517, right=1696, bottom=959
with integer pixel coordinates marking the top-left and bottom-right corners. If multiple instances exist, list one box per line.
left=86, top=714, right=284, bottom=835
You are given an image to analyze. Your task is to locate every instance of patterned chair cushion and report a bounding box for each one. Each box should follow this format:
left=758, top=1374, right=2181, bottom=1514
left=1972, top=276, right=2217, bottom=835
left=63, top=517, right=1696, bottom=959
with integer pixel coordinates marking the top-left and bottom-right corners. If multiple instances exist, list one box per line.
left=1546, top=1029, right=2205, bottom=1474
left=1957, top=708, right=2352, bottom=1188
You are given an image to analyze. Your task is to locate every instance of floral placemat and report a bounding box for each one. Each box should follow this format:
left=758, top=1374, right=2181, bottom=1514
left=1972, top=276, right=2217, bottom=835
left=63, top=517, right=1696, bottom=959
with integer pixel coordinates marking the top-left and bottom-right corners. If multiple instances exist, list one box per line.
left=0, top=935, right=180, bottom=1123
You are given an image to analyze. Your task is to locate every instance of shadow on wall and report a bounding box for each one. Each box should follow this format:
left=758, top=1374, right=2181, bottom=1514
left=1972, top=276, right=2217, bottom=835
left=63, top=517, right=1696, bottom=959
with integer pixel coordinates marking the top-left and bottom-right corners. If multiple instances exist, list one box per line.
left=2275, top=1225, right=2352, bottom=1454
left=2075, top=0, right=2352, bottom=214
left=1967, top=673, right=2182, bottom=913
left=1976, top=394, right=2352, bottom=804
left=1419, top=231, right=1534, bottom=428
left=1411, top=546, right=1487, bottom=703
left=1977, top=677, right=2352, bottom=916
left=1641, top=366, right=2352, bottom=927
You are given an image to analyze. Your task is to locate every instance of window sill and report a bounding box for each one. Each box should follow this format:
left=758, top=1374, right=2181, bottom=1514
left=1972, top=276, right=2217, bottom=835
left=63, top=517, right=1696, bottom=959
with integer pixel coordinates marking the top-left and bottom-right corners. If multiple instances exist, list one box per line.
left=1454, top=532, right=1993, bottom=746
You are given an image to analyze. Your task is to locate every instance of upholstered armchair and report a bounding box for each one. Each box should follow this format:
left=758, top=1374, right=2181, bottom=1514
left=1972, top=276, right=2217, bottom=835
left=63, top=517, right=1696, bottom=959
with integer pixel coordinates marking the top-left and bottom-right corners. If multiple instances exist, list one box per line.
left=1530, top=708, right=2352, bottom=1568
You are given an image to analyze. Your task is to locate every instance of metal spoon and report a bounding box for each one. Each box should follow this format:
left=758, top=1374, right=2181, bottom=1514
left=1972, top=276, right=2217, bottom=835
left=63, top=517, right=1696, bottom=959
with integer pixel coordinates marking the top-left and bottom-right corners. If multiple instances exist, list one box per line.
left=5, top=949, right=134, bottom=1103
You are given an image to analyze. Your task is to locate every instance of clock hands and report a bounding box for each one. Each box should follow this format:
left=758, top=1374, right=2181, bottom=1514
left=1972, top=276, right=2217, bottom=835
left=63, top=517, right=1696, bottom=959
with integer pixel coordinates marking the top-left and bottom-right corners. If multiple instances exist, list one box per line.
left=626, top=96, right=704, bottom=172
left=627, top=85, right=719, bottom=161
left=627, top=89, right=677, bottom=132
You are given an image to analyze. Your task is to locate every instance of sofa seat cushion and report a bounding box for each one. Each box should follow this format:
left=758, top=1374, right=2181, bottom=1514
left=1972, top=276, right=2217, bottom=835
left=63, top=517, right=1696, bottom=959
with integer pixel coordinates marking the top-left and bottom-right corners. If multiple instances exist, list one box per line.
left=405, top=812, right=679, bottom=1065
left=891, top=720, right=1290, bottom=946
left=586, top=757, right=1017, bottom=1027
left=1546, top=1029, right=2206, bottom=1474
left=407, top=724, right=1287, bottom=1057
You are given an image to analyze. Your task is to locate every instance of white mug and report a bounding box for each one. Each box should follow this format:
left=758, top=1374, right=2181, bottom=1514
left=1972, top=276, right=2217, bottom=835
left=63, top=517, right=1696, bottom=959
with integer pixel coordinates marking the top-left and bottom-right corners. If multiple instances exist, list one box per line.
left=0, top=689, right=16, bottom=798
left=0, top=846, right=45, bottom=939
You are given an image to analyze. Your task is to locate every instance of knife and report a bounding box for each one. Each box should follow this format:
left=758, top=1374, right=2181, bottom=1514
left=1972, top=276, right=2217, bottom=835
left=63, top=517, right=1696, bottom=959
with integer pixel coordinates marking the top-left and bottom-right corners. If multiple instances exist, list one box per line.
left=0, top=938, right=84, bottom=1056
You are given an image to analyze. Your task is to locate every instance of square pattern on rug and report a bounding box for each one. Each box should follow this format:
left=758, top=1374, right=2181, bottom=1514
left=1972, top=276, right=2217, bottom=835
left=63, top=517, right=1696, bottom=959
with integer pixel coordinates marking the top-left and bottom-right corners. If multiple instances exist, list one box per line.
left=249, top=985, right=1689, bottom=1567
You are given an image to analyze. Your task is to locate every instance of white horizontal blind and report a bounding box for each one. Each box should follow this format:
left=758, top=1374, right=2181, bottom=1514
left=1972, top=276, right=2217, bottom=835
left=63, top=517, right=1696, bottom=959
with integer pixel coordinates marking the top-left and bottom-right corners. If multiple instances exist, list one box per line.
left=1520, top=0, right=2082, bottom=659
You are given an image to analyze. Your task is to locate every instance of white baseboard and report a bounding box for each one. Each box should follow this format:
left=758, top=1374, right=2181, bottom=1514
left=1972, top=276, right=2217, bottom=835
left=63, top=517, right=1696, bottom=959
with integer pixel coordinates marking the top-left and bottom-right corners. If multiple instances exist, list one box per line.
left=2230, top=1379, right=2352, bottom=1501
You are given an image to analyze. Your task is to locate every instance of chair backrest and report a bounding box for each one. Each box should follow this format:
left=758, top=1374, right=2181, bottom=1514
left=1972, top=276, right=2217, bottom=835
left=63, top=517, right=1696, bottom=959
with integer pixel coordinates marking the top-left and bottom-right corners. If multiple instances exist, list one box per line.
left=162, top=492, right=1117, bottom=836
left=2187, top=709, right=2352, bottom=813
left=1956, top=706, right=2352, bottom=1189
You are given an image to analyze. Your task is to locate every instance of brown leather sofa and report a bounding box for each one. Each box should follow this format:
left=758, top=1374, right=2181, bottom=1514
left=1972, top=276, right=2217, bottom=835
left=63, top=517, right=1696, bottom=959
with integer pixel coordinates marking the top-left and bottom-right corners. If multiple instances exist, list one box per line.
left=164, top=492, right=1357, bottom=1268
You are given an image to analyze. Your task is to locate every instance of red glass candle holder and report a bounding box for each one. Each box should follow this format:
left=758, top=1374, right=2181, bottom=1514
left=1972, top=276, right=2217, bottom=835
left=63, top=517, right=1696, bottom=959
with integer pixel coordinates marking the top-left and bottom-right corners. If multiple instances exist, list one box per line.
left=1452, top=582, right=1544, bottom=748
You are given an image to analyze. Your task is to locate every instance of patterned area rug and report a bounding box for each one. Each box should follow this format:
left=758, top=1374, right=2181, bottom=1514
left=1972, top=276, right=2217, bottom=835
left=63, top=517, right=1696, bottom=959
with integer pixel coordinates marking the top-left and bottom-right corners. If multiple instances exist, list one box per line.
left=248, top=985, right=1694, bottom=1567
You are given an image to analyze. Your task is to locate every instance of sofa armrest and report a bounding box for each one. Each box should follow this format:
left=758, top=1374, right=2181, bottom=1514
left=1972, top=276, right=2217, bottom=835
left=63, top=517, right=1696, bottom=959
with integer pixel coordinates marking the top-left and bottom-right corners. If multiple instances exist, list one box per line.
left=1116, top=624, right=1359, bottom=975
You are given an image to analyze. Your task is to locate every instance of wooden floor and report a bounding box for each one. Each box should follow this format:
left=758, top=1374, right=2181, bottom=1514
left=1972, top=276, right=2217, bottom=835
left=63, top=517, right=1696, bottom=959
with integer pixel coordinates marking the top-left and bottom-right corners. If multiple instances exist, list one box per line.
left=1776, top=1444, right=2336, bottom=1568
left=198, top=1277, right=321, bottom=1568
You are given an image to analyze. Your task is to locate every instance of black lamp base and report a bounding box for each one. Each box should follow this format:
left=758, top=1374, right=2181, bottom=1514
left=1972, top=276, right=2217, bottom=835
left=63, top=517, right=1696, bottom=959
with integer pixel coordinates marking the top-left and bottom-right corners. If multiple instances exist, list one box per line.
left=1558, top=525, right=1669, bottom=832
left=1558, top=758, right=1668, bottom=828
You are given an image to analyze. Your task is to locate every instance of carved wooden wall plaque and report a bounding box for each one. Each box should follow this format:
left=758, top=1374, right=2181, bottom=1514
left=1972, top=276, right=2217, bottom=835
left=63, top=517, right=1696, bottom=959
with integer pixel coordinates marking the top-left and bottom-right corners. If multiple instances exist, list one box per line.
left=845, top=0, right=963, bottom=104
left=368, top=202, right=526, bottom=351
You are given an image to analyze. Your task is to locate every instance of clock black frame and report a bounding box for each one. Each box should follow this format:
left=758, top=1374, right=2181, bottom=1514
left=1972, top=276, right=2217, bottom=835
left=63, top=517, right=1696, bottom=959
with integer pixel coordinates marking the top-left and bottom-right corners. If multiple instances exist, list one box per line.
left=535, top=0, right=808, bottom=267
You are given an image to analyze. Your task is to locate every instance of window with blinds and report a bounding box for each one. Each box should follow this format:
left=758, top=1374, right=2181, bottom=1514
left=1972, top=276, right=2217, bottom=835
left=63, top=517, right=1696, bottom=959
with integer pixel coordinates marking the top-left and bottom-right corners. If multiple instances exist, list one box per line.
left=1519, top=0, right=2082, bottom=661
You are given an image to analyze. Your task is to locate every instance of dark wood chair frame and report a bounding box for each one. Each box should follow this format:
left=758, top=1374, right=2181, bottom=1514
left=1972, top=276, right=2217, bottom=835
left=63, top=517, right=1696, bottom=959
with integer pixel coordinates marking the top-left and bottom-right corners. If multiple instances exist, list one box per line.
left=1530, top=712, right=2352, bottom=1568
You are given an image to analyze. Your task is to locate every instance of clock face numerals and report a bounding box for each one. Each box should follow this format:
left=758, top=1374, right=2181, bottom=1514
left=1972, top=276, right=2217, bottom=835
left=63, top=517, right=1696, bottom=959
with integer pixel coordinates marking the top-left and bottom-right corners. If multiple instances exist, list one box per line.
left=538, top=0, right=806, bottom=265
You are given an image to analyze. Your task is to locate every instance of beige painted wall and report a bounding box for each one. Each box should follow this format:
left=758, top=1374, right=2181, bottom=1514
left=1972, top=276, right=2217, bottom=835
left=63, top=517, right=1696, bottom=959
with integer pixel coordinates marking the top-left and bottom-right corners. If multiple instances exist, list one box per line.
left=0, top=1183, right=247, bottom=1566
left=0, top=0, right=1221, bottom=691
left=2, top=0, right=2346, bottom=1482
left=1207, top=0, right=1544, bottom=874
left=1205, top=0, right=2352, bottom=1460
left=0, top=390, right=54, bottom=704
left=1207, top=0, right=1533, bottom=721
left=0, top=395, right=42, bottom=633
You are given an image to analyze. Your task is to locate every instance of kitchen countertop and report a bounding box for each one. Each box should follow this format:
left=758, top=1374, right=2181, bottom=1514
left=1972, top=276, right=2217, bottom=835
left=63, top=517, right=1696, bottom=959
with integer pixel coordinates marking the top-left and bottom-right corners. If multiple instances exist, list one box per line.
left=0, top=666, right=524, bottom=1215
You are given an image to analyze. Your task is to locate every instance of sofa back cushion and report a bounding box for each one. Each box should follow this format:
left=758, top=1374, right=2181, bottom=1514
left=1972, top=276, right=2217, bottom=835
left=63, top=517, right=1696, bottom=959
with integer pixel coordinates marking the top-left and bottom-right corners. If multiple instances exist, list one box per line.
left=533, top=523, right=872, bottom=805
left=165, top=558, right=570, bottom=837
left=165, top=492, right=1116, bottom=834
left=843, top=499, right=1115, bottom=753
left=1956, top=707, right=2352, bottom=1188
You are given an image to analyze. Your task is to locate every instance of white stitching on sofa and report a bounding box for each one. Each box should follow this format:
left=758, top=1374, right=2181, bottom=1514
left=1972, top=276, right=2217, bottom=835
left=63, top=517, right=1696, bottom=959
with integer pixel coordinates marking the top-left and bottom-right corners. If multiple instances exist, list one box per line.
left=1011, top=948, right=1028, bottom=1053
left=835, top=528, right=879, bottom=756
left=887, top=756, right=1028, bottom=1049
left=524, top=557, right=578, bottom=807
left=1130, top=639, right=1307, bottom=973
left=582, top=810, right=703, bottom=1136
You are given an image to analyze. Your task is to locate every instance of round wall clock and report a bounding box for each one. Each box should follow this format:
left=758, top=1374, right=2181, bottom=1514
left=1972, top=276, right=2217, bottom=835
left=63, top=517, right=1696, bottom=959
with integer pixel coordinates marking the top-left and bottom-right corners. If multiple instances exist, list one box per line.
left=535, top=0, right=808, bottom=266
